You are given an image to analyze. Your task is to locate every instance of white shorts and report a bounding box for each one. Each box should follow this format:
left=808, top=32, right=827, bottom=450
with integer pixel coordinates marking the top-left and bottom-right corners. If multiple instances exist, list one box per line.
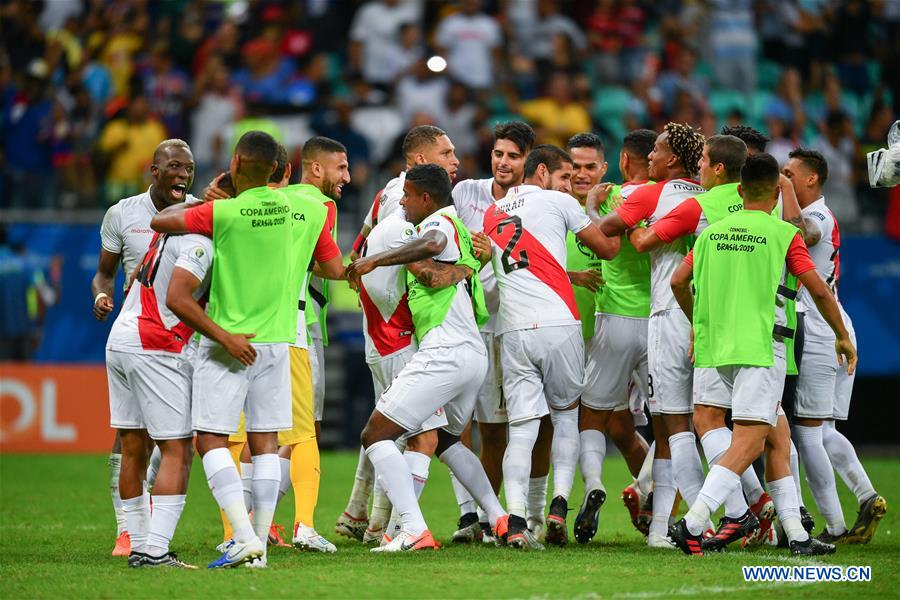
left=474, top=331, right=507, bottom=424
left=377, top=344, right=486, bottom=436
left=715, top=342, right=787, bottom=427
left=583, top=314, right=648, bottom=412
left=647, top=309, right=693, bottom=416
left=693, top=367, right=731, bottom=410
left=369, top=346, right=449, bottom=435
left=796, top=328, right=857, bottom=420
left=628, top=374, right=649, bottom=427
left=500, top=324, right=585, bottom=424
left=309, top=335, right=325, bottom=421
left=107, top=349, right=193, bottom=439
left=192, top=341, right=291, bottom=435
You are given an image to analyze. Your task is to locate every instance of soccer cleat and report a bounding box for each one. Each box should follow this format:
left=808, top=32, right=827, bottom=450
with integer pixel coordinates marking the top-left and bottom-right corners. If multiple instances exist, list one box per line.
left=268, top=523, right=291, bottom=548
left=451, top=512, right=483, bottom=544
left=742, top=492, right=776, bottom=547
left=800, top=506, right=815, bottom=534
left=370, top=529, right=440, bottom=553
left=574, top=488, right=607, bottom=544
left=647, top=532, right=676, bottom=549
left=526, top=516, right=545, bottom=543
left=243, top=554, right=267, bottom=568
left=335, top=512, right=368, bottom=542
left=815, top=529, right=849, bottom=544
left=215, top=539, right=232, bottom=554
left=622, top=486, right=650, bottom=536
left=492, top=514, right=509, bottom=545
left=293, top=523, right=337, bottom=553
left=544, top=495, right=570, bottom=546
left=362, top=526, right=385, bottom=545
left=207, top=537, right=265, bottom=569
left=844, top=494, right=887, bottom=544
left=143, top=551, right=198, bottom=569
left=790, top=536, right=836, bottom=556
left=127, top=551, right=148, bottom=568
left=112, top=531, right=131, bottom=557
left=481, top=522, right=496, bottom=544
left=507, top=515, right=544, bottom=550
left=669, top=519, right=703, bottom=556
left=701, top=510, right=759, bottom=552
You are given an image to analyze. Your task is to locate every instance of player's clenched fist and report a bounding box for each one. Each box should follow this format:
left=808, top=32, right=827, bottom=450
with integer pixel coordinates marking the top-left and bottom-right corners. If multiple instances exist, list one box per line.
left=93, top=293, right=114, bottom=321
left=346, top=257, right=377, bottom=285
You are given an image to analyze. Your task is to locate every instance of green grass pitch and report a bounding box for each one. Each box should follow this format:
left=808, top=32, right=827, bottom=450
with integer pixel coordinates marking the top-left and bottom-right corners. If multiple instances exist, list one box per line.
left=1, top=452, right=897, bottom=598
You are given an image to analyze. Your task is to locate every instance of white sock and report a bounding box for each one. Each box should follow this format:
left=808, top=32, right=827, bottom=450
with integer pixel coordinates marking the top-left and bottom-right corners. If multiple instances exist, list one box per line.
left=699, top=428, right=751, bottom=518
left=387, top=451, right=431, bottom=536
left=769, top=475, right=809, bottom=542
left=794, top=425, right=847, bottom=535
left=441, top=442, right=506, bottom=524
left=121, top=491, right=150, bottom=553
left=635, top=441, right=654, bottom=500
left=527, top=476, right=548, bottom=524
left=366, top=441, right=427, bottom=535
left=684, top=465, right=740, bottom=535
left=369, top=475, right=392, bottom=531
left=146, top=446, right=162, bottom=491
left=822, top=421, right=876, bottom=505
left=579, top=429, right=607, bottom=493
left=345, top=446, right=374, bottom=518
left=146, top=494, right=186, bottom=557
left=503, top=419, right=540, bottom=518
left=250, top=453, right=281, bottom=550
left=650, top=458, right=676, bottom=538
left=203, top=448, right=255, bottom=543
left=109, top=453, right=127, bottom=536
left=240, top=461, right=254, bottom=513
left=450, top=470, right=478, bottom=516
left=789, top=440, right=806, bottom=508
left=550, top=408, right=579, bottom=501
left=669, top=431, right=705, bottom=506
left=276, top=456, right=292, bottom=506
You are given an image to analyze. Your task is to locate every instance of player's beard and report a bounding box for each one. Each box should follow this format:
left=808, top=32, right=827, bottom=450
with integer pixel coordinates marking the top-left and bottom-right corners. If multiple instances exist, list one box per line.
left=322, top=178, right=341, bottom=201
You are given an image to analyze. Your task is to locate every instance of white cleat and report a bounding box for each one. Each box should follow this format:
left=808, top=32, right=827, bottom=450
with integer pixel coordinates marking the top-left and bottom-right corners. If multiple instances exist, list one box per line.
left=293, top=524, right=337, bottom=553
left=362, top=525, right=386, bottom=545
left=207, top=537, right=265, bottom=568
left=648, top=532, right=676, bottom=549
left=243, top=554, right=268, bottom=568
left=370, top=529, right=440, bottom=553
left=527, top=517, right=546, bottom=543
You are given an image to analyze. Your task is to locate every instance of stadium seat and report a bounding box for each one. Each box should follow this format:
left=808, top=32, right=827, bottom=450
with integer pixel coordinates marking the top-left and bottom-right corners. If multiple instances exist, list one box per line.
left=709, top=90, right=746, bottom=120
left=757, top=60, right=782, bottom=92
left=591, top=86, right=631, bottom=124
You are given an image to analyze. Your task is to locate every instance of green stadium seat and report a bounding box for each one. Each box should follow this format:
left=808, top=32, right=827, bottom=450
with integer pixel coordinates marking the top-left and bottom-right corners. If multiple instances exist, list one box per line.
left=757, top=60, right=782, bottom=92
left=709, top=90, right=745, bottom=120
left=591, top=86, right=631, bottom=123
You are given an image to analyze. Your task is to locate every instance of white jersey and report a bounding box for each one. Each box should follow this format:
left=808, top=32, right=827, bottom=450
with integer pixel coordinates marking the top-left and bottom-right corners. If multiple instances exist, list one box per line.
left=798, top=197, right=852, bottom=340
left=107, top=233, right=213, bottom=354
left=453, top=177, right=501, bottom=329
left=360, top=212, right=417, bottom=363
left=364, top=171, right=406, bottom=230
left=100, top=187, right=200, bottom=292
left=483, top=184, right=591, bottom=334
left=416, top=206, right=484, bottom=350
left=615, top=178, right=706, bottom=315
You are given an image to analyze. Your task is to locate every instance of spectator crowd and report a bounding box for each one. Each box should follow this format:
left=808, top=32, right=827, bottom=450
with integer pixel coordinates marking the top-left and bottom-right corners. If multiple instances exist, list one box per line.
left=2, top=0, right=898, bottom=233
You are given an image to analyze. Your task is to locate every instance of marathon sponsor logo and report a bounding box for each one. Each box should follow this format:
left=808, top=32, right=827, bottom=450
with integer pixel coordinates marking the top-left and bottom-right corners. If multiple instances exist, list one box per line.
left=671, top=182, right=705, bottom=193
left=130, top=228, right=153, bottom=234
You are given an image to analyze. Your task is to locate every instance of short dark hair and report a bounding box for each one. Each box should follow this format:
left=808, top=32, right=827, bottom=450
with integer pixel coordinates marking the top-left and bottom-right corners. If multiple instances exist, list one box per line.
left=524, top=144, right=573, bottom=178
left=705, top=135, right=747, bottom=180
left=494, top=121, right=535, bottom=155
left=406, top=163, right=452, bottom=207
left=622, top=129, right=657, bottom=162
left=301, top=136, right=347, bottom=162
left=788, top=148, right=829, bottom=185
left=740, top=153, right=780, bottom=201
left=234, top=130, right=279, bottom=181
left=720, top=125, right=769, bottom=154
left=402, top=125, right=447, bottom=158
left=566, top=132, right=605, bottom=157
left=270, top=143, right=289, bottom=183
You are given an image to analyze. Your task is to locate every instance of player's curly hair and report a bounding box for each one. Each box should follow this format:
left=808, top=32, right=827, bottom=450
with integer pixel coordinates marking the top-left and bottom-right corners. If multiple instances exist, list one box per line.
left=664, top=122, right=705, bottom=177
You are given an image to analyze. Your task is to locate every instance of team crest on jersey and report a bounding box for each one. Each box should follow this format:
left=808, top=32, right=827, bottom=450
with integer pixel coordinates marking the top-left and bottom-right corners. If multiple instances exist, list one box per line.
left=193, top=247, right=205, bottom=258
left=401, top=227, right=415, bottom=241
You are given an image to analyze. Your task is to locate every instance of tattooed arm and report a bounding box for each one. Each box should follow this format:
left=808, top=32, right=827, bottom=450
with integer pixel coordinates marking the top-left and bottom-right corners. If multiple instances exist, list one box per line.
left=407, top=261, right=474, bottom=289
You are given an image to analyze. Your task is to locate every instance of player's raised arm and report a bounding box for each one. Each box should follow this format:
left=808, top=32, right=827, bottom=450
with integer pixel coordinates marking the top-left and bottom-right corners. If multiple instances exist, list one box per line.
left=347, top=229, right=449, bottom=284
left=166, top=267, right=257, bottom=366
left=575, top=225, right=620, bottom=260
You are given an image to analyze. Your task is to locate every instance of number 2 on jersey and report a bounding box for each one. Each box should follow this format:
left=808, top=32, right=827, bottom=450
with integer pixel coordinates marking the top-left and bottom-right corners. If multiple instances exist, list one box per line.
left=497, top=215, right=530, bottom=274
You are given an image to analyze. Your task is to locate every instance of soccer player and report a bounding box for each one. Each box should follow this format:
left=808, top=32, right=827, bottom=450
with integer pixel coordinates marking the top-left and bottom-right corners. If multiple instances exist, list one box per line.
left=448, top=121, right=541, bottom=543
left=571, top=130, right=656, bottom=544
left=336, top=126, right=461, bottom=540
left=151, top=131, right=325, bottom=568
left=347, top=164, right=509, bottom=552
left=589, top=123, right=706, bottom=547
left=484, top=145, right=619, bottom=548
left=628, top=135, right=781, bottom=549
left=668, top=153, right=855, bottom=556
left=92, top=139, right=198, bottom=556
left=106, top=216, right=213, bottom=569
left=783, top=149, right=887, bottom=544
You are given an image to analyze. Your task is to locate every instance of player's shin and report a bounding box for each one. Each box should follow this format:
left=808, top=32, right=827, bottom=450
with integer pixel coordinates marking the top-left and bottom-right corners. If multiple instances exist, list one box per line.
left=249, top=453, right=281, bottom=552
left=503, top=419, right=540, bottom=519
left=366, top=440, right=428, bottom=535
left=440, top=441, right=506, bottom=524
left=203, top=447, right=255, bottom=543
